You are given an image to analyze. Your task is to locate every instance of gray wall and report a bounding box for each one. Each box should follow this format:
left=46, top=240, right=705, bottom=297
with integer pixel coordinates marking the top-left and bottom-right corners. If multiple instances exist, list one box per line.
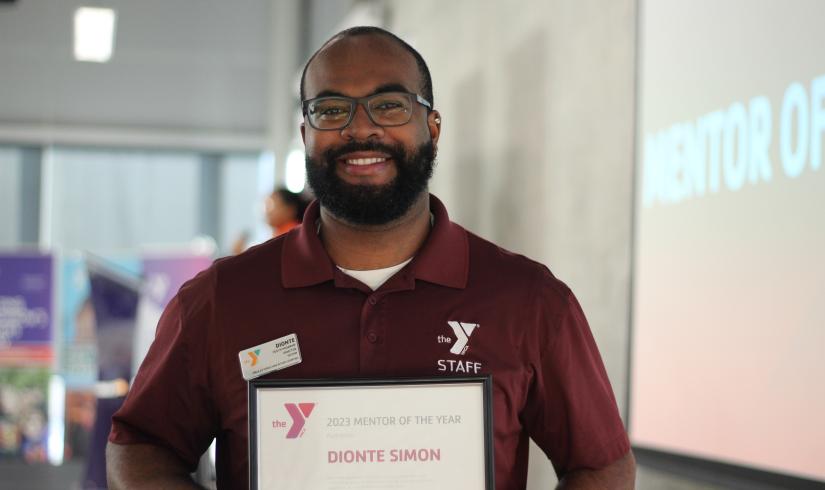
left=385, top=1, right=724, bottom=488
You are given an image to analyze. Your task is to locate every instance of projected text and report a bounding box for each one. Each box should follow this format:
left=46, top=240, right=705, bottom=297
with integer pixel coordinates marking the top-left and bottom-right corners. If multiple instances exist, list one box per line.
left=643, top=73, right=825, bottom=207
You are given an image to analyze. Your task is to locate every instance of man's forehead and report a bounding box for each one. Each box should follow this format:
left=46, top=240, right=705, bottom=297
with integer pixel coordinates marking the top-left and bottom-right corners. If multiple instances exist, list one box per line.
left=304, top=34, right=421, bottom=98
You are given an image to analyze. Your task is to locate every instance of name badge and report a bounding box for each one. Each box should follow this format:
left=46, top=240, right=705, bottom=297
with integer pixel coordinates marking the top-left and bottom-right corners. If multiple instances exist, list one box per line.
left=238, top=333, right=302, bottom=380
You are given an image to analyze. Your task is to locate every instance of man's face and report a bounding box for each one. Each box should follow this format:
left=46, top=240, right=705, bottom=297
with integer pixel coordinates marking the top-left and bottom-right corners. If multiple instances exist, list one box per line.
left=301, top=35, right=441, bottom=225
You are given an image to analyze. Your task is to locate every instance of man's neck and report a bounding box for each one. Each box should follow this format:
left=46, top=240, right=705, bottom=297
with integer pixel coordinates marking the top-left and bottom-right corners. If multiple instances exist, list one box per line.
left=319, top=192, right=431, bottom=271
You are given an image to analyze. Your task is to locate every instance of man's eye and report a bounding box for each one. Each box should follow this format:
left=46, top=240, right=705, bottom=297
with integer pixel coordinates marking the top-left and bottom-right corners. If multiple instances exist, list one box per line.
left=374, top=102, right=404, bottom=111
left=317, top=107, right=349, bottom=118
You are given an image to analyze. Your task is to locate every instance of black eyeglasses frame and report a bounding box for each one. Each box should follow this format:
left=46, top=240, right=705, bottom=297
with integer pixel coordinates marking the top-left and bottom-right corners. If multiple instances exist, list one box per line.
left=301, top=91, right=433, bottom=131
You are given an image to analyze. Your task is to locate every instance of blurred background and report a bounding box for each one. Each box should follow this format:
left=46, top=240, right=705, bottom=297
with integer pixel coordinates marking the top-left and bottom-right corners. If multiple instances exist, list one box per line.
left=0, top=0, right=823, bottom=489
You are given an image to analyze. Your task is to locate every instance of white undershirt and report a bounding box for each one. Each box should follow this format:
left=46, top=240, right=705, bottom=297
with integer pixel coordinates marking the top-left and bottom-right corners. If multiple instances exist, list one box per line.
left=325, top=212, right=431, bottom=290
left=338, top=257, right=413, bottom=290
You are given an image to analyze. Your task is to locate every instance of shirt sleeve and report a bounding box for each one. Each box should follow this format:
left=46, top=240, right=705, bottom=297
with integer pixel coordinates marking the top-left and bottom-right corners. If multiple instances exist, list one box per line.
left=521, top=267, right=630, bottom=477
left=108, top=270, right=219, bottom=471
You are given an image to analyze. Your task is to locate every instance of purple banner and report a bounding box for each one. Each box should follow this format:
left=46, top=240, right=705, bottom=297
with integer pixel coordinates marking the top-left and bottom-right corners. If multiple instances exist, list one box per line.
left=133, top=252, right=212, bottom=375
left=142, top=253, right=212, bottom=309
left=86, top=261, right=140, bottom=383
left=0, top=253, right=53, bottom=366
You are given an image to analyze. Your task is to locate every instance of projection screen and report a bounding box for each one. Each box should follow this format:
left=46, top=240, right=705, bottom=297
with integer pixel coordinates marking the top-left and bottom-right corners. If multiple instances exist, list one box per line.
left=631, top=0, right=825, bottom=482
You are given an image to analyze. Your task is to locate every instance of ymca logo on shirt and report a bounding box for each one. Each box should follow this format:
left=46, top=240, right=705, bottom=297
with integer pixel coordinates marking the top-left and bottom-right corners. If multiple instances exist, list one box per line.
left=445, top=321, right=479, bottom=355
left=436, top=321, right=482, bottom=374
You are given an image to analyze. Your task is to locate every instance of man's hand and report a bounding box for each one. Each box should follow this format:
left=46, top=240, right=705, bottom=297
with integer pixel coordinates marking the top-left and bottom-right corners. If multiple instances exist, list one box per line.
left=106, top=442, right=204, bottom=490
left=557, top=451, right=636, bottom=489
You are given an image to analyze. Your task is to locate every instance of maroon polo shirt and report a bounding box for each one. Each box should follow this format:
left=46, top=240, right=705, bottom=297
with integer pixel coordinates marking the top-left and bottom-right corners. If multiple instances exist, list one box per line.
left=109, top=194, right=629, bottom=489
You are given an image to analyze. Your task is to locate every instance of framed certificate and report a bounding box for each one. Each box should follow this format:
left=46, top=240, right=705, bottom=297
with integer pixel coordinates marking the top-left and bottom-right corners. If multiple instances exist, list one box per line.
left=249, top=376, right=494, bottom=490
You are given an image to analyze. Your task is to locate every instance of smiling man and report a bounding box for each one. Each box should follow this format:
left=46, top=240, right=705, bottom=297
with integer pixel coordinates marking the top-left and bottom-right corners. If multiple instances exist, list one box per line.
left=106, top=27, right=634, bottom=489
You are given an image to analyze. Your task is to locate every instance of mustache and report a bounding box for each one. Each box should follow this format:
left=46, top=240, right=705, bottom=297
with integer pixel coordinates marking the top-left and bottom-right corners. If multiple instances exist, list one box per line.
left=323, top=141, right=406, bottom=162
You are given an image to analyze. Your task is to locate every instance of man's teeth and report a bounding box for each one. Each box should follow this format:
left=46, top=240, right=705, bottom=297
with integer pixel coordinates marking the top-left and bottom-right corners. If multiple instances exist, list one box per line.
left=345, top=157, right=387, bottom=165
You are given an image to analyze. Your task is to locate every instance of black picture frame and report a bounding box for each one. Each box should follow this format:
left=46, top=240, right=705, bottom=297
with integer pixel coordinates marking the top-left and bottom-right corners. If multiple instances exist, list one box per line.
left=248, top=376, right=495, bottom=490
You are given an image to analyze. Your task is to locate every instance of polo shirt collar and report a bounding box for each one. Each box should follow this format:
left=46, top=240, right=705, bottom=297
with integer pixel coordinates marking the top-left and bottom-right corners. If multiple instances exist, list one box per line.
left=411, top=194, right=468, bottom=289
left=281, top=194, right=468, bottom=290
left=281, top=199, right=335, bottom=288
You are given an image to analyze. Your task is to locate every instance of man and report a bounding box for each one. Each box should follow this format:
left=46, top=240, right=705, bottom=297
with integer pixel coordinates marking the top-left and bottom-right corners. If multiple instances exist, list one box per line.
left=107, top=27, right=634, bottom=489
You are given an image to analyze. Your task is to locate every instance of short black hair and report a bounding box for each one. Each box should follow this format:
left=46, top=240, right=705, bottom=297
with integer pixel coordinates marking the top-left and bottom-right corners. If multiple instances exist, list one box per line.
left=299, top=26, right=434, bottom=109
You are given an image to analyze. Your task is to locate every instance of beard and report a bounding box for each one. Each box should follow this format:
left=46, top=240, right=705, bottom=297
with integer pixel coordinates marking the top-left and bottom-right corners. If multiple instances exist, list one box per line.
left=305, top=140, right=435, bottom=226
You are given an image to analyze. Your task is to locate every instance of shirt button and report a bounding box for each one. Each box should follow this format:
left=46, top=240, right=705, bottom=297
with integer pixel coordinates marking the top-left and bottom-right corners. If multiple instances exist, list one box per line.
left=368, top=297, right=377, bottom=305
left=366, top=332, right=378, bottom=343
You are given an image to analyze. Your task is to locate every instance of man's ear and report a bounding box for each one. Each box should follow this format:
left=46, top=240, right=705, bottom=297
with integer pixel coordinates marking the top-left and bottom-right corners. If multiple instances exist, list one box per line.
left=428, top=110, right=441, bottom=145
left=300, top=122, right=306, bottom=145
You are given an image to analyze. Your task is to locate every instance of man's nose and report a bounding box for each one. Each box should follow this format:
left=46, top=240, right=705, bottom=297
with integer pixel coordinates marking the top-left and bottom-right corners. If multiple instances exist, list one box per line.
left=340, top=103, right=384, bottom=140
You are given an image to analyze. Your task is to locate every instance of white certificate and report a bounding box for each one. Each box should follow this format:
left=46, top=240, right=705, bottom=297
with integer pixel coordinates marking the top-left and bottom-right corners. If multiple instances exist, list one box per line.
left=248, top=377, right=494, bottom=490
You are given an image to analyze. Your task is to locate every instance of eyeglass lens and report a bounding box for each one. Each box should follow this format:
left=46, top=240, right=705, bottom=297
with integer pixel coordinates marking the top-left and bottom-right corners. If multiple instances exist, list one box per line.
left=307, top=92, right=414, bottom=129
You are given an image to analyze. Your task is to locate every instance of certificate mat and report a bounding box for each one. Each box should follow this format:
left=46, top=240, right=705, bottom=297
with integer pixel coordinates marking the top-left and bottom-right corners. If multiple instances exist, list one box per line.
left=249, top=377, right=494, bottom=490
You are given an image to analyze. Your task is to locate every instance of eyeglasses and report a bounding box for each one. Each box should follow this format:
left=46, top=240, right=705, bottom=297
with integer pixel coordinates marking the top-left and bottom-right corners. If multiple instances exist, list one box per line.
left=302, top=91, right=432, bottom=131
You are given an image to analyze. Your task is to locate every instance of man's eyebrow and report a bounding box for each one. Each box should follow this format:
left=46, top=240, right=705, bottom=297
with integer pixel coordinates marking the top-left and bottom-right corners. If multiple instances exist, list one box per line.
left=312, top=89, right=347, bottom=98
left=371, top=83, right=412, bottom=95
left=311, top=83, right=413, bottom=99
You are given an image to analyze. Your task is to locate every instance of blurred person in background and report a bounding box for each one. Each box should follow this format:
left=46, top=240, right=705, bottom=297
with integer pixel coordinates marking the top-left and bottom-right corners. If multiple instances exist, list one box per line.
left=266, top=188, right=309, bottom=237
left=231, top=188, right=310, bottom=254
